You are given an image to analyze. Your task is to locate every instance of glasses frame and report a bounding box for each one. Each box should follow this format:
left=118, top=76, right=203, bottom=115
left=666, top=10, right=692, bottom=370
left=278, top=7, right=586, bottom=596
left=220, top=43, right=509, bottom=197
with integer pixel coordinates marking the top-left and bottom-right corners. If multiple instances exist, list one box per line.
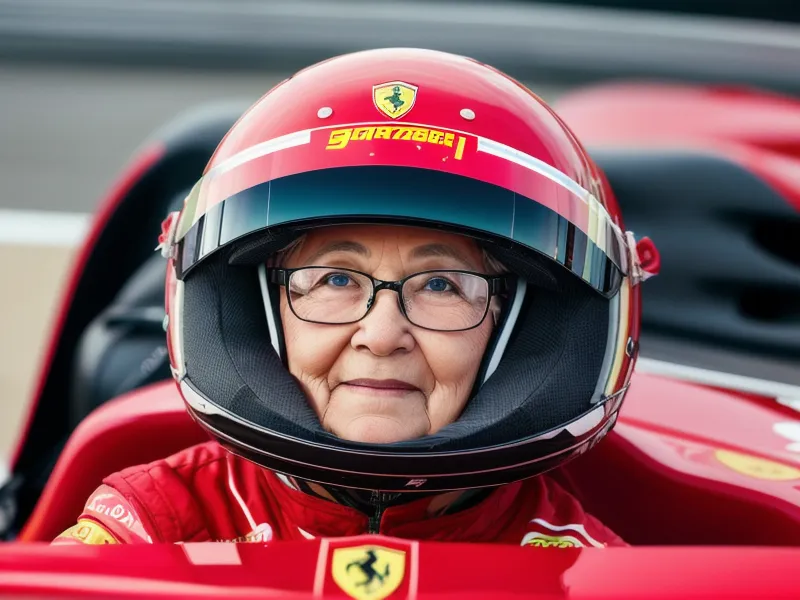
left=269, top=266, right=512, bottom=332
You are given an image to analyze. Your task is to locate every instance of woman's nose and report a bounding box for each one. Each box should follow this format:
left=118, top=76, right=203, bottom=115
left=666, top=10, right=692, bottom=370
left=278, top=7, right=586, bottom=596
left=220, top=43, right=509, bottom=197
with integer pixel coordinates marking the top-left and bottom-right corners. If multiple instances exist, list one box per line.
left=350, top=289, right=415, bottom=356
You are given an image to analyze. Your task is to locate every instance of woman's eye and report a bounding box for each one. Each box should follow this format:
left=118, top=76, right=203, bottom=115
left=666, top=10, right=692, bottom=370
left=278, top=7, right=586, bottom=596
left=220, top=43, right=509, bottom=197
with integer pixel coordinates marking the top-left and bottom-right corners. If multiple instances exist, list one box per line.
left=325, top=273, right=352, bottom=287
left=424, top=277, right=452, bottom=292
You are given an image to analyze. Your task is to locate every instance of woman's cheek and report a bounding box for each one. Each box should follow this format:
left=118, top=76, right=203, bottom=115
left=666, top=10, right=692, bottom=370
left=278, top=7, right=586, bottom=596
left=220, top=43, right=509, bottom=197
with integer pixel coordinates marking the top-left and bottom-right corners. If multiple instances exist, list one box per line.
left=286, top=323, right=340, bottom=377
left=282, top=323, right=342, bottom=419
left=423, top=328, right=491, bottom=383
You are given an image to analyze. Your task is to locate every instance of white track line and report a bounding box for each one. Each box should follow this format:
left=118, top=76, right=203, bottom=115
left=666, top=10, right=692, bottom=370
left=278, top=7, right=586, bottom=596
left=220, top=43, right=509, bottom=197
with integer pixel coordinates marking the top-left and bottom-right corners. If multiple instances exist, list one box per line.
left=636, top=357, right=800, bottom=404
left=0, top=209, right=90, bottom=247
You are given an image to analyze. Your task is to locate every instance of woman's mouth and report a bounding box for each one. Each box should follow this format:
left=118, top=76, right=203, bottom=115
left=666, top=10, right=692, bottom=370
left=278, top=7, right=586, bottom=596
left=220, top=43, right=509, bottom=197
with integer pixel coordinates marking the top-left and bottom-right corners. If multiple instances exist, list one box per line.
left=342, top=379, right=421, bottom=396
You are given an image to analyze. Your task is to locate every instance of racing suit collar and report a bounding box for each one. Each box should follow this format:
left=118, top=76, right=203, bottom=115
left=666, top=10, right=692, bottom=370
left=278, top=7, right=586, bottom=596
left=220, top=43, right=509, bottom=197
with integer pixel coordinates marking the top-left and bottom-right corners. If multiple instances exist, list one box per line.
left=264, top=470, right=523, bottom=540
left=279, top=473, right=492, bottom=518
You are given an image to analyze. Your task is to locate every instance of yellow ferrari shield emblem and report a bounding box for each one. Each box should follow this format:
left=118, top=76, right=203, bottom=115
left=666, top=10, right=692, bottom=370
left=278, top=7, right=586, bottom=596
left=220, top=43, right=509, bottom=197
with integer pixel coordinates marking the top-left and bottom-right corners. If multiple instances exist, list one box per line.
left=715, top=449, right=800, bottom=481
left=332, top=545, right=406, bottom=600
left=373, top=81, right=418, bottom=119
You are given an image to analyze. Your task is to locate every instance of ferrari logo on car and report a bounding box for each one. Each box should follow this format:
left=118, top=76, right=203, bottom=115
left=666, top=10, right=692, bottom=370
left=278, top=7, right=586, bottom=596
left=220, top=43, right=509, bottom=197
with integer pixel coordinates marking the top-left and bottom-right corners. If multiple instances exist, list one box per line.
left=332, top=545, right=406, bottom=600
left=373, top=81, right=418, bottom=119
left=715, top=449, right=800, bottom=481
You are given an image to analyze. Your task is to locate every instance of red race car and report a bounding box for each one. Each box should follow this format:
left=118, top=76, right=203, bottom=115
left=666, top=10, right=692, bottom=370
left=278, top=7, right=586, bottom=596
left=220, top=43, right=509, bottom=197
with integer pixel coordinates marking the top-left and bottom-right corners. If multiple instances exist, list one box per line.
left=0, top=79, right=799, bottom=599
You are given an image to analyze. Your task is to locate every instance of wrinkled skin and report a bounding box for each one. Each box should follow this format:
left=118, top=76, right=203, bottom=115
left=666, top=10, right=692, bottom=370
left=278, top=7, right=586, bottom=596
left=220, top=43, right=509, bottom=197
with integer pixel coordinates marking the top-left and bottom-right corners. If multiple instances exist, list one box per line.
left=279, top=225, right=498, bottom=444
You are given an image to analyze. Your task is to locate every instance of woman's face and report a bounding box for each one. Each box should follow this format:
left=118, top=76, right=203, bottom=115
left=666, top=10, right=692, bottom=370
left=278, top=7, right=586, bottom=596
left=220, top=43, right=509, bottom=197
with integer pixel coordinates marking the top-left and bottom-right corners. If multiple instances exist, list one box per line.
left=279, top=225, right=498, bottom=444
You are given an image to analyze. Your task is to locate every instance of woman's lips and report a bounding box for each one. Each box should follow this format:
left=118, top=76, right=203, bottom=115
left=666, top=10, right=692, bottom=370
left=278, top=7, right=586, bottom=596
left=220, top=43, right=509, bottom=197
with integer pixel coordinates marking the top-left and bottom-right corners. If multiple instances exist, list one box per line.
left=342, top=379, right=420, bottom=396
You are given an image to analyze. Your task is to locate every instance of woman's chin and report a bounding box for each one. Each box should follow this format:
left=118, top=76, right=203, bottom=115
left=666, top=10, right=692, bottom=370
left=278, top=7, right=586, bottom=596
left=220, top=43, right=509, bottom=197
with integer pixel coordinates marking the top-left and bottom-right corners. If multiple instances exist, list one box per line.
left=331, top=415, right=427, bottom=444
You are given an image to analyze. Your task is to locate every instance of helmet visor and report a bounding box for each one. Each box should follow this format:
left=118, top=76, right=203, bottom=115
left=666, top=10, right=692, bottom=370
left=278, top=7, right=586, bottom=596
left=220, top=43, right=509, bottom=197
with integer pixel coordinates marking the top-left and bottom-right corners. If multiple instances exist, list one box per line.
left=175, top=123, right=628, bottom=295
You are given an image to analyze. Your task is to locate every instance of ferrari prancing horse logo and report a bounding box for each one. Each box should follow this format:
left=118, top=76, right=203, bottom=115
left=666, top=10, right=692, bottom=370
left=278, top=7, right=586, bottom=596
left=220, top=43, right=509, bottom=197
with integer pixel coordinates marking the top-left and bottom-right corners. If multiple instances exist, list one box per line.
left=332, top=545, right=406, bottom=600
left=373, top=81, right=418, bottom=119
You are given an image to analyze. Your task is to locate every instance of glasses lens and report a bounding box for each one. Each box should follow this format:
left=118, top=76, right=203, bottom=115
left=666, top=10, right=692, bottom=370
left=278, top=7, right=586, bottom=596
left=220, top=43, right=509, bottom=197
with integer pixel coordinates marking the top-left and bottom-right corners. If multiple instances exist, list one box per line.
left=287, top=268, right=372, bottom=323
left=402, top=271, right=490, bottom=331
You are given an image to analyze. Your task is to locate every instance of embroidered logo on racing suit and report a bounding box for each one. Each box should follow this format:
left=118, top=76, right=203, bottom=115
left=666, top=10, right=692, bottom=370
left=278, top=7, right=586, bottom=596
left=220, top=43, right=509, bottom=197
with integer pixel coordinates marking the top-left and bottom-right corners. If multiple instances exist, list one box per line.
left=86, top=493, right=143, bottom=531
left=521, top=518, right=605, bottom=548
left=81, top=485, right=152, bottom=542
left=216, top=522, right=274, bottom=543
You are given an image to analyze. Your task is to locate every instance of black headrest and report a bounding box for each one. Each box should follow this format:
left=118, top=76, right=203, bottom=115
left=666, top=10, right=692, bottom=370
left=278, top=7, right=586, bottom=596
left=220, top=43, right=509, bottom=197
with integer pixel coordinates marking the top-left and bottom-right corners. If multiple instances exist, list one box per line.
left=592, top=148, right=800, bottom=359
left=70, top=253, right=170, bottom=427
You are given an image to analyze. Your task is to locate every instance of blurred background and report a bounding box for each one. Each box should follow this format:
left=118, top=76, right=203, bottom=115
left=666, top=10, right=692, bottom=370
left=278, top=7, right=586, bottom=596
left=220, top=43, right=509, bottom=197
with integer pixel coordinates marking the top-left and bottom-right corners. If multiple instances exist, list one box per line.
left=2, top=0, right=800, bottom=462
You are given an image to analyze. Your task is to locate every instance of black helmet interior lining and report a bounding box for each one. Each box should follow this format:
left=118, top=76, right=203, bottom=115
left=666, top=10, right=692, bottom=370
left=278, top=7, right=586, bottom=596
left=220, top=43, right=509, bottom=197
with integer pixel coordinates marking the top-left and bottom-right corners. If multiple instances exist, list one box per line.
left=180, top=235, right=609, bottom=454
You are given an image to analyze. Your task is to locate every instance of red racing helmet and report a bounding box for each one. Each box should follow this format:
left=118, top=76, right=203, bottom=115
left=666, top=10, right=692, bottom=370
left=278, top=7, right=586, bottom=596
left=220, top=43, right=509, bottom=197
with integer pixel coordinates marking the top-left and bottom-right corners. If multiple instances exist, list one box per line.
left=157, top=48, right=658, bottom=493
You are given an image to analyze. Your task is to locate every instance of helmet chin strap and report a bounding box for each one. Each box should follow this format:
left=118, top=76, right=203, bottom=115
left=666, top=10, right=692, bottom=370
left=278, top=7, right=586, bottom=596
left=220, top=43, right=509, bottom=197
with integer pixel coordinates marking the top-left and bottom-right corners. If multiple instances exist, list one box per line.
left=258, top=265, right=286, bottom=362
left=473, top=277, right=527, bottom=389
left=275, top=472, right=494, bottom=530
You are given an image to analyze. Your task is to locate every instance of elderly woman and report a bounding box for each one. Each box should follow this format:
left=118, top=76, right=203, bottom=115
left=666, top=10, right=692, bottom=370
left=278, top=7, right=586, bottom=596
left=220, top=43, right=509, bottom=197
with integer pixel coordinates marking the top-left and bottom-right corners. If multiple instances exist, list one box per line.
left=55, top=48, right=653, bottom=547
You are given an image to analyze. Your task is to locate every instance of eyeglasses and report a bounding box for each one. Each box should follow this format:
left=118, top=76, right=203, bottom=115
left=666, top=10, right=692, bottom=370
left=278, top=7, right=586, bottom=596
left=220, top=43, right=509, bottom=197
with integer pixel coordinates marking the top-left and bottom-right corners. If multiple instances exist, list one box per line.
left=269, top=266, right=511, bottom=332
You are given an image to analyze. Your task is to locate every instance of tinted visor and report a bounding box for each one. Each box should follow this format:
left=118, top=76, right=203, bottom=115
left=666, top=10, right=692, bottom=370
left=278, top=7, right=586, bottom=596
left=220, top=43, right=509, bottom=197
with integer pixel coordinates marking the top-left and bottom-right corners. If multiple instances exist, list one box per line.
left=177, top=166, right=623, bottom=295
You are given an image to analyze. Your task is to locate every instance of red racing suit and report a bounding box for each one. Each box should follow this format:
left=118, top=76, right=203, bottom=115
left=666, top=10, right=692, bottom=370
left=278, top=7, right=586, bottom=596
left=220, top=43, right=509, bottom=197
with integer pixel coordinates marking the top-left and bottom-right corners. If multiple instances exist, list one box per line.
left=53, top=441, right=625, bottom=547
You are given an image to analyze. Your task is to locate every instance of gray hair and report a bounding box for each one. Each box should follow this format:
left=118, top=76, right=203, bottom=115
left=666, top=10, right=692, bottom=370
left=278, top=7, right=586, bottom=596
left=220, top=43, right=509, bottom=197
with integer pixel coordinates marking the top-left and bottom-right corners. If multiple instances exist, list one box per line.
left=270, top=233, right=506, bottom=273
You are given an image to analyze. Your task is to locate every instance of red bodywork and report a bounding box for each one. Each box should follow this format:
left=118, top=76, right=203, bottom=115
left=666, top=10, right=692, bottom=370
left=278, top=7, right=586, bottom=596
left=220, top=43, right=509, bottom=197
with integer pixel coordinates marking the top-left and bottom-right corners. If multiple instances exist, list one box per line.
left=9, top=368, right=800, bottom=598
left=555, top=82, right=800, bottom=212
left=18, top=372, right=800, bottom=546
left=4, top=80, right=800, bottom=597
left=3, top=538, right=800, bottom=599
